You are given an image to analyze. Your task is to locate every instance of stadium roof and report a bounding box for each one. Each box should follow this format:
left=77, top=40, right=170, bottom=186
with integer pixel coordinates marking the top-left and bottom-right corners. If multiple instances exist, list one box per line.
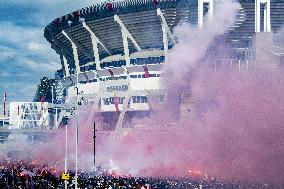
left=44, top=0, right=284, bottom=67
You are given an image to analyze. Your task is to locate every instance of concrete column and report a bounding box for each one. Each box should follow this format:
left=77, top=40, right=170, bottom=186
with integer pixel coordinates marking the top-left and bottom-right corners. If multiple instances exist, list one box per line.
left=122, top=33, right=130, bottom=67
left=90, top=36, right=101, bottom=70
left=255, top=0, right=271, bottom=32
left=198, top=0, right=214, bottom=29
left=62, top=54, right=70, bottom=77
left=71, top=43, right=80, bottom=74
left=162, top=25, right=168, bottom=63
left=62, top=31, right=80, bottom=74
left=265, top=0, right=271, bottom=32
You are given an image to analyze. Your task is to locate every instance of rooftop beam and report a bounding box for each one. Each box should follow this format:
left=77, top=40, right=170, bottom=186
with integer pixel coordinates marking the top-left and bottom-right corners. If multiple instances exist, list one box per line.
left=61, top=53, right=70, bottom=77
left=82, top=22, right=111, bottom=70
left=51, top=38, right=73, bottom=77
left=114, top=15, right=142, bottom=52
left=157, top=8, right=177, bottom=45
left=62, top=30, right=81, bottom=74
left=82, top=22, right=111, bottom=55
left=51, top=37, right=73, bottom=60
left=61, top=30, right=95, bottom=62
left=114, top=15, right=142, bottom=67
left=157, top=8, right=176, bottom=63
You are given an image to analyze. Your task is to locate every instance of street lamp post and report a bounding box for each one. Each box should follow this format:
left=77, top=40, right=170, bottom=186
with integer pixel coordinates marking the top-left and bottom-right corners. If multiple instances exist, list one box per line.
left=75, top=73, right=79, bottom=189
left=64, top=123, right=68, bottom=189
left=93, top=122, right=96, bottom=168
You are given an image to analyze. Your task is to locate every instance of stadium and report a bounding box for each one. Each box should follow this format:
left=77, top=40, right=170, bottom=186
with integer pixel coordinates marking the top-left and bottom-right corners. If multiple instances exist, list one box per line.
left=1, top=1, right=284, bottom=188
left=42, top=0, right=284, bottom=129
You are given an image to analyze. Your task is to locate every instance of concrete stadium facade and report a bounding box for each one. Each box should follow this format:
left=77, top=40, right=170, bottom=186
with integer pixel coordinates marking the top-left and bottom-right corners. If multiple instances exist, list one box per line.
left=43, top=0, right=284, bottom=129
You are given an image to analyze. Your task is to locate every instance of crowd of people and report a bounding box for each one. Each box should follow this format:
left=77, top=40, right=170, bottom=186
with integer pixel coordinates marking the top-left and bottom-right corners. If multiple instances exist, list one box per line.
left=0, top=159, right=282, bottom=189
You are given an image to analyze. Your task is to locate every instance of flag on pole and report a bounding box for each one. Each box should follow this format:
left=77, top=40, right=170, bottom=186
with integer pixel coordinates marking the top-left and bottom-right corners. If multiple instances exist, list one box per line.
left=3, top=92, right=6, bottom=116
left=113, top=92, right=119, bottom=113
left=143, top=65, right=150, bottom=78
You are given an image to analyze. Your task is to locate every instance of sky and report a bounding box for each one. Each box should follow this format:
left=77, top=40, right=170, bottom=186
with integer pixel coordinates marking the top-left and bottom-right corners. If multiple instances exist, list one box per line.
left=0, top=0, right=102, bottom=114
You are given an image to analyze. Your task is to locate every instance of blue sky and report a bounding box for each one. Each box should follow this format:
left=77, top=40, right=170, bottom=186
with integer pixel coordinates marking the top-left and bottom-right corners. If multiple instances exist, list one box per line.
left=0, top=0, right=101, bottom=114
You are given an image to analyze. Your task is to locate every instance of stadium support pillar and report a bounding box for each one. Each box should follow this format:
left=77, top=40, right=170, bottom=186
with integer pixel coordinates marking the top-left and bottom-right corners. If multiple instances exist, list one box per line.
left=157, top=8, right=176, bottom=63
left=162, top=25, right=169, bottom=62
left=198, top=0, right=214, bottom=29
left=61, top=53, right=70, bottom=77
left=62, top=30, right=80, bottom=74
left=114, top=15, right=142, bottom=67
left=255, top=0, right=271, bottom=32
left=122, top=34, right=130, bottom=67
left=82, top=22, right=111, bottom=70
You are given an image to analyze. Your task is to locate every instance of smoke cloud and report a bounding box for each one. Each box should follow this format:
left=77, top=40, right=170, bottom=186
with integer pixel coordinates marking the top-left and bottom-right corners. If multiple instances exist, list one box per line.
left=1, top=0, right=284, bottom=187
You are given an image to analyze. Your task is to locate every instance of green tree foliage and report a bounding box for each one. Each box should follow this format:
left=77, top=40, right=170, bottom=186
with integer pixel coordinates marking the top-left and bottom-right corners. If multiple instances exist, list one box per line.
left=34, top=77, right=54, bottom=102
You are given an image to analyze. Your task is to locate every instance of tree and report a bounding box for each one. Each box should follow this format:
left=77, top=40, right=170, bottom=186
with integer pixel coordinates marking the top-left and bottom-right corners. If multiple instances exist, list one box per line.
left=34, top=77, right=54, bottom=102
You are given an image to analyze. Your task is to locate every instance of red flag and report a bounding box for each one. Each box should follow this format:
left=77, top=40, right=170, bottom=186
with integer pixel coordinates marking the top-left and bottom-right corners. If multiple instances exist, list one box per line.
left=143, top=65, right=150, bottom=78
left=153, top=0, right=159, bottom=6
left=3, top=92, right=6, bottom=116
left=40, top=96, right=45, bottom=111
left=113, top=92, right=119, bottom=113
left=74, top=10, right=80, bottom=17
left=106, top=3, right=113, bottom=11
left=108, top=69, right=114, bottom=78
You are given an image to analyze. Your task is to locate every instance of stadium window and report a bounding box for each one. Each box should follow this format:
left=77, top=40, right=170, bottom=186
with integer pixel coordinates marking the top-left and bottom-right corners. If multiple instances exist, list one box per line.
left=141, top=96, right=148, bottom=103
left=132, top=96, right=141, bottom=103
left=137, top=96, right=141, bottom=103
left=152, top=57, right=156, bottom=63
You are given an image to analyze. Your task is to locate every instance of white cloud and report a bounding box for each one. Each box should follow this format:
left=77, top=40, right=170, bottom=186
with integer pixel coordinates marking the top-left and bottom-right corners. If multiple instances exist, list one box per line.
left=0, top=0, right=105, bottom=105
left=1, top=0, right=105, bottom=26
left=0, top=22, right=60, bottom=104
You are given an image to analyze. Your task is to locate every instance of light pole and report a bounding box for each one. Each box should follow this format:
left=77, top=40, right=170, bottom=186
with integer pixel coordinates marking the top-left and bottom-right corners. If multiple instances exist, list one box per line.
left=75, top=73, right=79, bottom=189
left=93, top=122, right=97, bottom=169
left=64, top=123, right=68, bottom=189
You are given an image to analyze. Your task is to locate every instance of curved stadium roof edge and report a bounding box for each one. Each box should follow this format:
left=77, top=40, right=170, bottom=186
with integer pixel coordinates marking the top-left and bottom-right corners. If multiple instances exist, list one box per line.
left=44, top=0, right=182, bottom=43
left=44, top=0, right=284, bottom=68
